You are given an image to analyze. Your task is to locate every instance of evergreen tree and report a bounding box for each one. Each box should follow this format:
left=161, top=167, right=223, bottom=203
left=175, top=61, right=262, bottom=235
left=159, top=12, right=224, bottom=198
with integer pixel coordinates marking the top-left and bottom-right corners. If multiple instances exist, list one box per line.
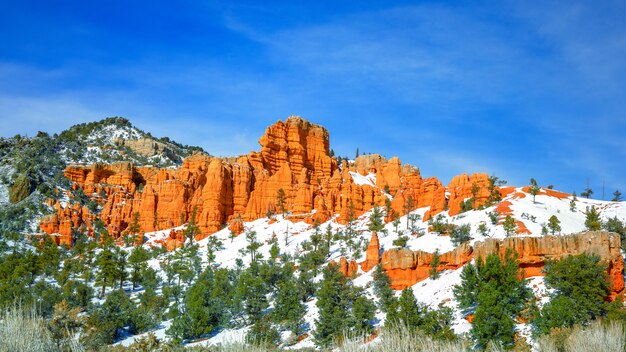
left=95, top=246, right=117, bottom=298
left=247, top=315, right=280, bottom=347
left=430, top=250, right=441, bottom=279
left=471, top=183, right=480, bottom=208
left=167, top=268, right=226, bottom=342
left=393, top=218, right=400, bottom=234
left=613, top=190, right=622, bottom=202
left=387, top=288, right=422, bottom=327
left=386, top=288, right=456, bottom=341
left=240, top=230, right=262, bottom=262
left=345, top=200, right=356, bottom=238
left=454, top=250, right=531, bottom=349
left=368, top=205, right=384, bottom=232
left=84, top=289, right=135, bottom=345
left=206, top=235, right=223, bottom=265
left=115, top=247, right=128, bottom=289
left=352, top=292, right=376, bottom=335
left=234, top=263, right=269, bottom=324
left=570, top=192, right=577, bottom=212
left=603, top=216, right=626, bottom=250
left=503, top=215, right=517, bottom=237
left=487, top=175, right=505, bottom=203
left=404, top=195, right=415, bottom=229
left=450, top=224, right=471, bottom=246
left=123, top=212, right=141, bottom=246
left=272, top=267, right=306, bottom=335
left=372, top=264, right=395, bottom=312
left=314, top=265, right=351, bottom=348
left=276, top=188, right=287, bottom=214
left=529, top=178, right=540, bottom=203
left=547, top=215, right=561, bottom=235
left=581, top=187, right=593, bottom=199
left=269, top=236, right=280, bottom=260
left=584, top=205, right=602, bottom=231
left=183, top=206, right=199, bottom=245
left=39, top=235, right=60, bottom=277
left=128, top=246, right=149, bottom=290
left=534, top=254, right=610, bottom=334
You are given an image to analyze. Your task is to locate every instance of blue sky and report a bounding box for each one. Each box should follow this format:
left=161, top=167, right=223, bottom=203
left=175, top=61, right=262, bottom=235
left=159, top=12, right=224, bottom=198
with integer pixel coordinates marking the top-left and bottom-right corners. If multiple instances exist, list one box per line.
left=1, top=1, right=625, bottom=197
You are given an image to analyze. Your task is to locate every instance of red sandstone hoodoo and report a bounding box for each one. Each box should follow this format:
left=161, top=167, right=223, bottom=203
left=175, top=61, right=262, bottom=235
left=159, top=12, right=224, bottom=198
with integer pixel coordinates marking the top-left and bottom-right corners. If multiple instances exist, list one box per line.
left=40, top=116, right=496, bottom=247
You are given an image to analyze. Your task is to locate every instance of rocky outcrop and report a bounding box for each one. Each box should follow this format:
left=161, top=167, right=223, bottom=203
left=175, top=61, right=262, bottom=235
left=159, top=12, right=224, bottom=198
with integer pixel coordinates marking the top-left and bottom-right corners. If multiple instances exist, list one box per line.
left=447, top=173, right=491, bottom=216
left=113, top=137, right=177, bottom=160
left=378, top=232, right=624, bottom=298
left=360, top=232, right=380, bottom=272
left=39, top=116, right=500, bottom=247
left=381, top=244, right=473, bottom=289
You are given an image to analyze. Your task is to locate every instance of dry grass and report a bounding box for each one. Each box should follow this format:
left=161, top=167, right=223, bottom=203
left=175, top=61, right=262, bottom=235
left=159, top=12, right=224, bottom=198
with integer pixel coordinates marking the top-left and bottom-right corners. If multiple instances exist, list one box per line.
left=537, top=320, right=625, bottom=352
left=0, top=305, right=83, bottom=352
left=337, top=325, right=470, bottom=352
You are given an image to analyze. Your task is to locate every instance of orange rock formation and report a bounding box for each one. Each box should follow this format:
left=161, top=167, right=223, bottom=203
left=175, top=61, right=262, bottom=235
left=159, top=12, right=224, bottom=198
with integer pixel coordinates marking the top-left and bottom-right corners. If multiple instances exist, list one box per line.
left=375, top=231, right=623, bottom=298
left=40, top=116, right=501, bottom=247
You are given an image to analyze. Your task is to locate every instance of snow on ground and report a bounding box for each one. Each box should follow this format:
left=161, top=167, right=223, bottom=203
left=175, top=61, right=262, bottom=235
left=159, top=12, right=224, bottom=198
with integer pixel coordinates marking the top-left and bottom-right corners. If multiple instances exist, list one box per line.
left=111, top=186, right=626, bottom=348
left=349, top=171, right=376, bottom=187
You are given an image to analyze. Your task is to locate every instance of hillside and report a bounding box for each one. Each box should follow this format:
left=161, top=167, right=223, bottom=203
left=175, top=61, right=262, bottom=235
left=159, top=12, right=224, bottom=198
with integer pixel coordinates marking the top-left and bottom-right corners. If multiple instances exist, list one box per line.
left=0, top=117, right=205, bottom=236
left=0, top=116, right=625, bottom=351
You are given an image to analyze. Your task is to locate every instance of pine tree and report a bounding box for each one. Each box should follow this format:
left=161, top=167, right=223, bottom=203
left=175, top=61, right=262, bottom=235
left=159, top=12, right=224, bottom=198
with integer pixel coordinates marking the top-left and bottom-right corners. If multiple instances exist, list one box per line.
left=206, top=235, right=223, bottom=265
left=581, top=187, right=593, bottom=199
left=85, top=289, right=135, bottom=344
left=454, top=250, right=531, bottom=349
left=584, top=205, right=601, bottom=231
left=570, top=192, right=577, bottom=212
left=430, top=250, right=441, bottom=279
left=471, top=183, right=480, bottom=208
left=240, top=230, right=261, bottom=262
left=393, top=218, right=400, bottom=234
left=272, top=268, right=306, bottom=335
left=387, top=288, right=422, bottom=327
left=183, top=206, right=199, bottom=245
left=269, top=236, right=280, bottom=260
left=128, top=246, right=149, bottom=290
left=167, top=267, right=227, bottom=342
left=124, top=212, right=141, bottom=246
left=314, top=265, right=351, bottom=348
left=487, top=175, right=505, bottom=203
left=372, top=264, right=395, bottom=312
left=450, top=224, right=471, bottom=246
left=503, top=215, right=517, bottom=237
left=115, top=248, right=128, bottom=289
left=529, top=178, right=540, bottom=203
left=368, top=205, right=384, bottom=232
left=547, top=215, right=561, bottom=235
left=534, top=254, right=610, bottom=334
left=613, top=190, right=622, bottom=202
left=404, top=195, right=415, bottom=229
left=276, top=188, right=287, bottom=214
left=95, top=246, right=117, bottom=298
left=603, top=217, right=626, bottom=250
left=345, top=200, right=356, bottom=238
left=352, top=293, right=376, bottom=335
left=39, top=235, right=60, bottom=277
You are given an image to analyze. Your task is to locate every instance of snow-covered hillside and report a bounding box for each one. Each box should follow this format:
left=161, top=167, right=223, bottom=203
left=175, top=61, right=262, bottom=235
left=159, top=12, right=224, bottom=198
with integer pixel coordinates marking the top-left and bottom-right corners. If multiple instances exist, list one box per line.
left=115, top=186, right=626, bottom=349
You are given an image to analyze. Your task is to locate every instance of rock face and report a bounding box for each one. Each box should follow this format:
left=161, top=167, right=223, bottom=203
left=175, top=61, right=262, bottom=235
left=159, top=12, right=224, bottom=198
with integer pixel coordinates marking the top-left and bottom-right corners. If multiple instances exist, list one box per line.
left=447, top=173, right=491, bottom=216
left=378, top=231, right=624, bottom=298
left=39, top=116, right=501, bottom=247
left=113, top=137, right=177, bottom=160
left=360, top=232, right=381, bottom=272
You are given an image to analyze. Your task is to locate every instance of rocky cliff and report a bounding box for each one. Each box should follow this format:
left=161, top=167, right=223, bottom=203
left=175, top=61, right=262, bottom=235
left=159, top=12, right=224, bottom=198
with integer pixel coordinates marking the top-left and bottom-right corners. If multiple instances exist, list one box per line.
left=372, top=231, right=623, bottom=297
left=40, top=116, right=496, bottom=246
